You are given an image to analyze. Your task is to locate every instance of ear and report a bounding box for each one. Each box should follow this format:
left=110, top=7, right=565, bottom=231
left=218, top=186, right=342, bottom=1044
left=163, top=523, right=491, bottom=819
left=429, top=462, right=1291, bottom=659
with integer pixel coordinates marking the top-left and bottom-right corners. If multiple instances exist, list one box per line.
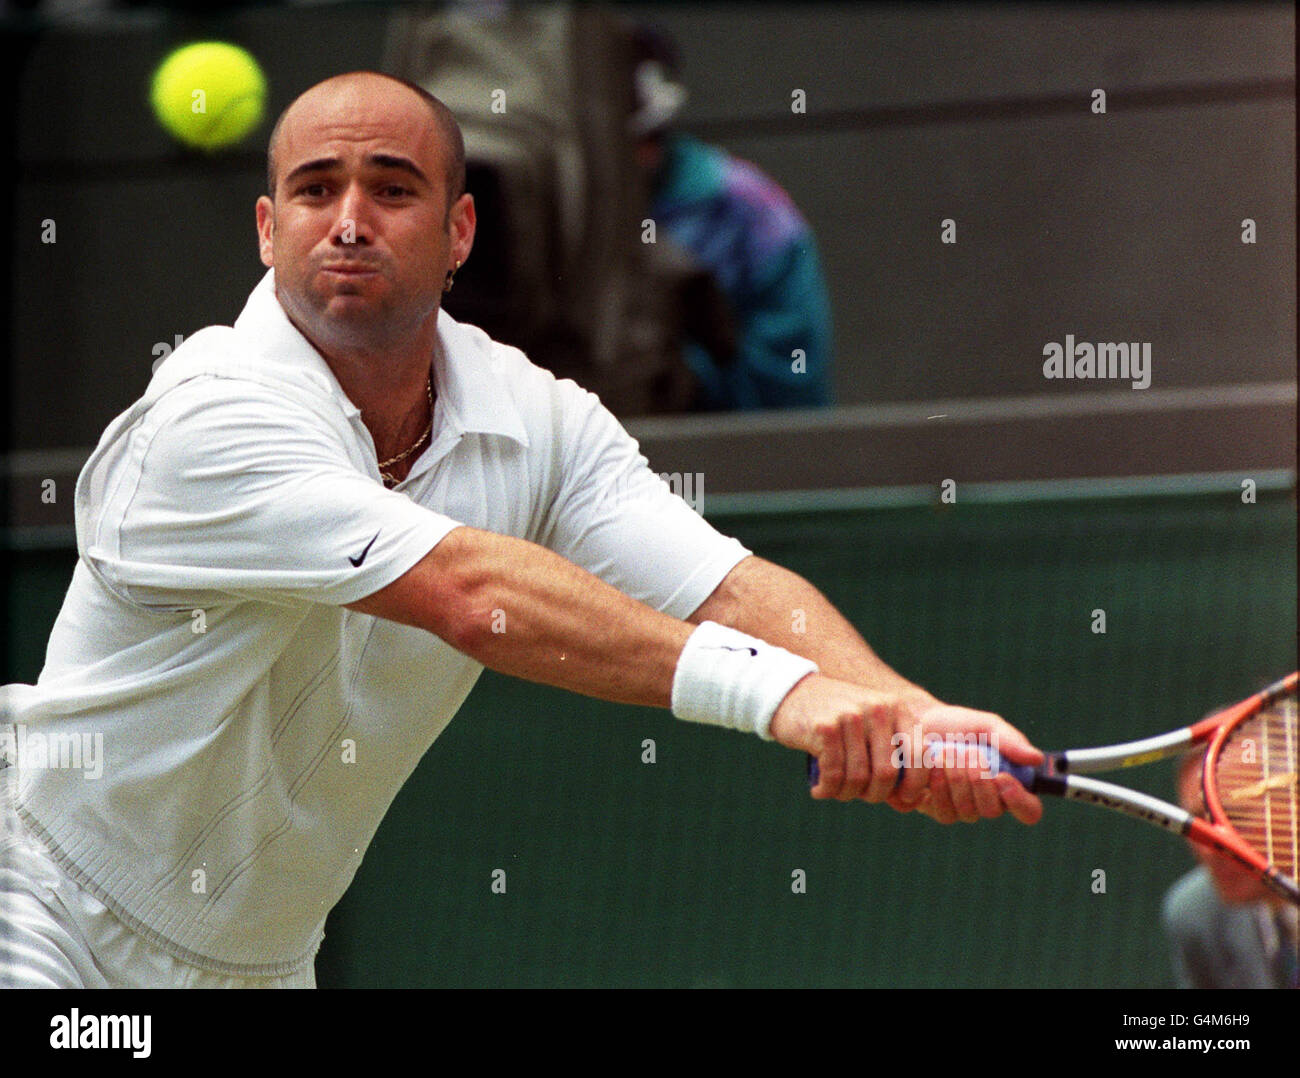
left=255, top=196, right=275, bottom=268
left=447, top=193, right=476, bottom=269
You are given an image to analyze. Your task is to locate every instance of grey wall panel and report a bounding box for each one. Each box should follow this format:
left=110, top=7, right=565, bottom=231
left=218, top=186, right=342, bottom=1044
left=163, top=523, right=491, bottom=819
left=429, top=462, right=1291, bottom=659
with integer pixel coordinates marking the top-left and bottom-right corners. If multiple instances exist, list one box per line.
left=736, top=99, right=1295, bottom=400
left=624, top=3, right=1294, bottom=118
left=7, top=3, right=1295, bottom=453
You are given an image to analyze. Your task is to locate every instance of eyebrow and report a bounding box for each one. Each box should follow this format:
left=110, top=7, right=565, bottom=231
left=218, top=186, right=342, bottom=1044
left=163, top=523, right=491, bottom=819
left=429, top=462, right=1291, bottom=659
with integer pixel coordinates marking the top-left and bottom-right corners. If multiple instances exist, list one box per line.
left=282, top=153, right=431, bottom=189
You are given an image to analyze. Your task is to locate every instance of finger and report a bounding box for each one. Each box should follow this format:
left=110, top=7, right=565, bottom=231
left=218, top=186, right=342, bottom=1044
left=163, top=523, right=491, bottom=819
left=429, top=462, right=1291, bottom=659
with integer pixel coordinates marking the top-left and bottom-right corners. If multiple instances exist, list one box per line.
left=811, top=726, right=844, bottom=801
left=959, top=738, right=1005, bottom=818
left=839, top=710, right=870, bottom=801
left=863, top=701, right=898, bottom=803
left=885, top=789, right=920, bottom=813
left=969, top=763, right=1003, bottom=819
left=892, top=720, right=928, bottom=808
left=996, top=772, right=1044, bottom=825
left=987, top=720, right=1045, bottom=767
left=932, top=743, right=980, bottom=823
left=923, top=768, right=958, bottom=825
left=926, top=706, right=1044, bottom=769
left=948, top=774, right=981, bottom=823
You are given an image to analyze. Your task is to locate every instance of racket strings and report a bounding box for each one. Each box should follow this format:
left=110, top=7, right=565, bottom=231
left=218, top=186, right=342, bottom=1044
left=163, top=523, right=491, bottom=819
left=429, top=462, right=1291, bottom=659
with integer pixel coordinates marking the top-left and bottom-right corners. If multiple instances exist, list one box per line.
left=1215, top=696, right=1299, bottom=881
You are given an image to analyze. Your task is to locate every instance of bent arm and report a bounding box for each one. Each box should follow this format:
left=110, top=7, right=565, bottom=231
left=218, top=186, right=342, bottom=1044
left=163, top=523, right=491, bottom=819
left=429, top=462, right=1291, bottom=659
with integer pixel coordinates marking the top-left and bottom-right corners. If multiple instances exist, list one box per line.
left=346, top=526, right=693, bottom=707
left=348, top=529, right=1041, bottom=823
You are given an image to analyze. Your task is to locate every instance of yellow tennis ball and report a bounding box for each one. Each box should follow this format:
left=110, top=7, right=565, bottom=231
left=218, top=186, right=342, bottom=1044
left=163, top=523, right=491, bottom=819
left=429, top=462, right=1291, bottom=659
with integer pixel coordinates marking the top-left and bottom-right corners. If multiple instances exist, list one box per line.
left=151, top=42, right=267, bottom=152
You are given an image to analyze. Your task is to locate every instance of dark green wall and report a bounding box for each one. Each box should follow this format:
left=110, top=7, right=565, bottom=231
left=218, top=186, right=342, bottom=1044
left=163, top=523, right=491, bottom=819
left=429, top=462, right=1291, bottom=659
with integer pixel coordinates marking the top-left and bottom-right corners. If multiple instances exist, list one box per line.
left=11, top=486, right=1289, bottom=988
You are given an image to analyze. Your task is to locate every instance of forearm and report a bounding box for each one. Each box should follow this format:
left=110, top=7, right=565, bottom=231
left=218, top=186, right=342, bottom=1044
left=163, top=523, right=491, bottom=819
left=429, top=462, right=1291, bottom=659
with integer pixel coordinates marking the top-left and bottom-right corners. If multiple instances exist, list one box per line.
left=691, top=556, right=931, bottom=701
left=348, top=526, right=692, bottom=707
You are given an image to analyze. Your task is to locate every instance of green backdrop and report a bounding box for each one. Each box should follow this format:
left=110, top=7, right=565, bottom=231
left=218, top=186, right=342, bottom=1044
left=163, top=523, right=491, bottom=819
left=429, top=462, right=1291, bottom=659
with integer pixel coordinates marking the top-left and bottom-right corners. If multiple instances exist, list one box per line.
left=5, top=484, right=1296, bottom=987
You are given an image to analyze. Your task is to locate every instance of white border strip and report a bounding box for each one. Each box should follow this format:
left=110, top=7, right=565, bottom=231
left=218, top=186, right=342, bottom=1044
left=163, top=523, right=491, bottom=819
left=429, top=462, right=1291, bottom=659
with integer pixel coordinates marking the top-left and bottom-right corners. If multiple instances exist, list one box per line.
left=699, top=470, right=1297, bottom=517
left=624, top=382, right=1298, bottom=441
left=3, top=472, right=1294, bottom=550
left=6, top=383, right=1294, bottom=477
left=3, top=448, right=92, bottom=477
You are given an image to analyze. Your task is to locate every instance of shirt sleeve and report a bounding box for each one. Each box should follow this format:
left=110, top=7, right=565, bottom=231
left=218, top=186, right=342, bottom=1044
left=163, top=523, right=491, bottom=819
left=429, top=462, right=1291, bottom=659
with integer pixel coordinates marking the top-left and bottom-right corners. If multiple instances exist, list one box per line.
left=539, top=379, right=751, bottom=619
left=80, top=377, right=459, bottom=609
left=1160, top=869, right=1220, bottom=989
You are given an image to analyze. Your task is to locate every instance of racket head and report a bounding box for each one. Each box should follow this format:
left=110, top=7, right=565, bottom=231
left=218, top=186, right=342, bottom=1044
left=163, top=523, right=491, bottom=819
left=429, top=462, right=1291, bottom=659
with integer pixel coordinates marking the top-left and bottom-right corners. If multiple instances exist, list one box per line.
left=1202, top=673, right=1299, bottom=903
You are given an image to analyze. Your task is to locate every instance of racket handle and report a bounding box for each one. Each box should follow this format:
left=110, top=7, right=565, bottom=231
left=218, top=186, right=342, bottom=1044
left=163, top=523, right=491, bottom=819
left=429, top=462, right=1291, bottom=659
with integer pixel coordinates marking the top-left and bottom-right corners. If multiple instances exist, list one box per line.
left=806, top=746, right=1039, bottom=788
left=988, top=750, right=1039, bottom=787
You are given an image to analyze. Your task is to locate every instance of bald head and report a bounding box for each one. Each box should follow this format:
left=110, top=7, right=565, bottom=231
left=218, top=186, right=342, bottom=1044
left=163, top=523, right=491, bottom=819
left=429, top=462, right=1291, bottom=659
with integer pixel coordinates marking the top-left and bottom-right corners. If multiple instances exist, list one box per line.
left=266, top=72, right=465, bottom=206
left=253, top=68, right=477, bottom=368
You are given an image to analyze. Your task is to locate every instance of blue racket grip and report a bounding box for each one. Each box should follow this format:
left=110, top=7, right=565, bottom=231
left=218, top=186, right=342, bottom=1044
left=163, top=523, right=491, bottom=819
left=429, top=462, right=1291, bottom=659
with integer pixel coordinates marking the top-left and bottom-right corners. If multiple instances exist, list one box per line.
left=806, top=747, right=1040, bottom=788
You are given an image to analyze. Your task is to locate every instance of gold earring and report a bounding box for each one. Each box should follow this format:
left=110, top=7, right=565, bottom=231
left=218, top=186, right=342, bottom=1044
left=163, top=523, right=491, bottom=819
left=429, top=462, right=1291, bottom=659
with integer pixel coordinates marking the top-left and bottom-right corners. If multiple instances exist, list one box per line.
left=444, top=259, right=462, bottom=293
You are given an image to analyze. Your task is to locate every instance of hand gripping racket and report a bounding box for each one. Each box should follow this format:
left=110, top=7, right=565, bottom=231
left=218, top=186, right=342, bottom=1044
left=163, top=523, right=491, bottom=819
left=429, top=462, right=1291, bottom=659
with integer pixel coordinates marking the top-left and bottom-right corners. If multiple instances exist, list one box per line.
left=808, top=672, right=1299, bottom=905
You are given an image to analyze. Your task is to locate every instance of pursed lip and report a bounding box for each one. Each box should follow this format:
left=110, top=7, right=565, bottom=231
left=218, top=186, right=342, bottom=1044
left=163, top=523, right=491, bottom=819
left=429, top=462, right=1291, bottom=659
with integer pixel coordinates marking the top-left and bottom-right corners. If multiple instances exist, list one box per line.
left=320, top=263, right=380, bottom=276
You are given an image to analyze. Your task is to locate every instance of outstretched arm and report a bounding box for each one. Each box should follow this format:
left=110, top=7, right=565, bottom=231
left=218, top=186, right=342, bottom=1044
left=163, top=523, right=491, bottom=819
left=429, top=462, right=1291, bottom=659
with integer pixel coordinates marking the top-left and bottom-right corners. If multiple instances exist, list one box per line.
left=347, top=528, right=1041, bottom=824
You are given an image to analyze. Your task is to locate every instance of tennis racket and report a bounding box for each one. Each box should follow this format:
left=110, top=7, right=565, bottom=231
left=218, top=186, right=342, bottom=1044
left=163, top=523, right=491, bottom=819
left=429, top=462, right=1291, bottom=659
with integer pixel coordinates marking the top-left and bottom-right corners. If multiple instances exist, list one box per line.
left=807, top=672, right=1299, bottom=905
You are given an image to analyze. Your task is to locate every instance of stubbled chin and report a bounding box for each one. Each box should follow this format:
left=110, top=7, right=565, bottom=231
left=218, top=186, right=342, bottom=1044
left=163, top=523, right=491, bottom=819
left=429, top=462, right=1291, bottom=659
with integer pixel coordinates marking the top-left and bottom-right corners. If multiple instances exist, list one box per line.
left=314, top=278, right=383, bottom=307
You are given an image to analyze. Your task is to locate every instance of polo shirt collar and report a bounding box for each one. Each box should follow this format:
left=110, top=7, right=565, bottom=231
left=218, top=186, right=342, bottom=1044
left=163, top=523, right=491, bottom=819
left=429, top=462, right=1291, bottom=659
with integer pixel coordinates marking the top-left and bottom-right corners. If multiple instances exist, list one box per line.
left=234, top=269, right=529, bottom=447
left=431, top=305, right=531, bottom=448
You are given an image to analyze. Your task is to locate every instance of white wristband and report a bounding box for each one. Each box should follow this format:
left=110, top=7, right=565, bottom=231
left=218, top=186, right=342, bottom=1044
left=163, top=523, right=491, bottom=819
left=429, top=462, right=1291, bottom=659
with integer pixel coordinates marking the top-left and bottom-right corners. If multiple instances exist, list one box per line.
left=671, top=621, right=819, bottom=740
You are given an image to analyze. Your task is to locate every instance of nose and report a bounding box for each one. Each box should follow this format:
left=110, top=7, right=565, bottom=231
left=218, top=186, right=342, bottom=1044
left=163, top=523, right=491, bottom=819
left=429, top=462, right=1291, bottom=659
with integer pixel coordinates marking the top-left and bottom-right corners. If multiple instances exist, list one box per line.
left=330, top=181, right=375, bottom=246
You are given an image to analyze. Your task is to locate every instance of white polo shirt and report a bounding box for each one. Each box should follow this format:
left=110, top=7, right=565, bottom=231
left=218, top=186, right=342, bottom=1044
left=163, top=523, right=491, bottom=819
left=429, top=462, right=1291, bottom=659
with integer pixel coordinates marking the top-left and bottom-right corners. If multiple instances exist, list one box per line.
left=3, top=269, right=749, bottom=975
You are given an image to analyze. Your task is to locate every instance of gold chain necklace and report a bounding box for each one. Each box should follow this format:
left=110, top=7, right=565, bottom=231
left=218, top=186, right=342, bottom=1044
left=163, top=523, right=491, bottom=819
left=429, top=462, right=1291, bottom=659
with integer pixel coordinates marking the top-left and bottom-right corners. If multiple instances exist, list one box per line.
left=378, top=372, right=434, bottom=488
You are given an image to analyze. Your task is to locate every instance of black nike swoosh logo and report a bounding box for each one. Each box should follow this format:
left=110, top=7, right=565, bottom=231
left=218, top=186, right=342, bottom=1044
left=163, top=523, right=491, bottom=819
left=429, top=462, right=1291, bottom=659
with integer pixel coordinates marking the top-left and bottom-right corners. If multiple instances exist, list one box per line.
left=714, top=645, right=759, bottom=656
left=349, top=532, right=380, bottom=568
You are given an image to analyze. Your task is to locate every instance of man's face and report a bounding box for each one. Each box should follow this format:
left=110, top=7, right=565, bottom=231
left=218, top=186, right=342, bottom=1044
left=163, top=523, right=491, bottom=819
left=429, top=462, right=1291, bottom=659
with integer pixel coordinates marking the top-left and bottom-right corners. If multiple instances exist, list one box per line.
left=255, top=76, right=474, bottom=354
left=1177, top=760, right=1274, bottom=905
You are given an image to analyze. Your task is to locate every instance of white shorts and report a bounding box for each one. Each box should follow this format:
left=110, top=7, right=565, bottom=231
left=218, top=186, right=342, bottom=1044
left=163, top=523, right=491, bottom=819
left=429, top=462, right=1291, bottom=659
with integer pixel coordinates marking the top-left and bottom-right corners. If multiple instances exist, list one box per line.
left=0, top=767, right=315, bottom=989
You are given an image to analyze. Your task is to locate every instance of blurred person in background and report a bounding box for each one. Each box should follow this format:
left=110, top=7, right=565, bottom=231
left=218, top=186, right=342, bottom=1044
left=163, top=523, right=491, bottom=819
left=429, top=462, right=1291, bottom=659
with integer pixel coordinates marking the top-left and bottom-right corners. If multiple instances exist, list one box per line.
left=387, top=3, right=705, bottom=416
left=630, top=23, right=834, bottom=411
left=1161, top=749, right=1298, bottom=988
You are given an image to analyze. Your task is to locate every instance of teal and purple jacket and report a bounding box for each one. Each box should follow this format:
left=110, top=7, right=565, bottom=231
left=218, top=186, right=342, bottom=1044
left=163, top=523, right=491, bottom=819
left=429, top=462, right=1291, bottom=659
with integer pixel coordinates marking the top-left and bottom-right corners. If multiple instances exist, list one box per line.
left=650, top=133, right=833, bottom=410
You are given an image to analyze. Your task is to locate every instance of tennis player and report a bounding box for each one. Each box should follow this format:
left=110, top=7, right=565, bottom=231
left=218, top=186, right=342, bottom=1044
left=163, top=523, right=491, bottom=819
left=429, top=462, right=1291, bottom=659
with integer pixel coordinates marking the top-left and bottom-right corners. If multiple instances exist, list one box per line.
left=0, top=72, right=1042, bottom=988
left=1162, top=751, right=1299, bottom=988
